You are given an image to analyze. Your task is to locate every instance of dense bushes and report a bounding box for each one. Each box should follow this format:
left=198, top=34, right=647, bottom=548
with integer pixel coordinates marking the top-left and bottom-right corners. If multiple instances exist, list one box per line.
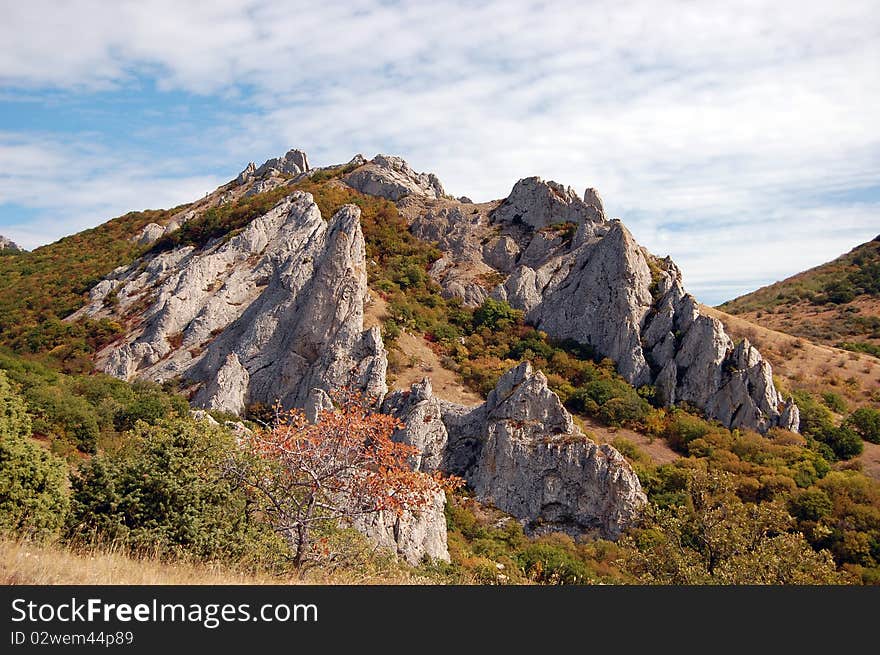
left=0, top=351, right=189, bottom=456
left=0, top=372, right=69, bottom=537
left=67, top=418, right=281, bottom=563
left=443, top=494, right=628, bottom=584
left=624, top=468, right=843, bottom=584
left=846, top=407, right=880, bottom=444
left=791, top=390, right=872, bottom=460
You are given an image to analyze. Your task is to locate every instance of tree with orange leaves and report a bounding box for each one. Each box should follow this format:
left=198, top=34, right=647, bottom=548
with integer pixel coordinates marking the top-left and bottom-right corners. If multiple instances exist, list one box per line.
left=230, top=391, right=458, bottom=574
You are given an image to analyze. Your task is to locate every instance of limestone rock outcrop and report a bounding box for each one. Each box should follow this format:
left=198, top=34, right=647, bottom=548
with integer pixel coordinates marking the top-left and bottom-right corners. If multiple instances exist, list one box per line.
left=405, top=174, right=798, bottom=434
left=72, top=191, right=387, bottom=414
left=235, top=162, right=256, bottom=185
left=254, top=148, right=310, bottom=178
left=0, top=235, right=23, bottom=252
left=381, top=378, right=450, bottom=473
left=133, top=223, right=165, bottom=246
left=384, top=363, right=647, bottom=539
left=493, top=177, right=604, bottom=230
left=353, top=488, right=450, bottom=565
left=344, top=154, right=445, bottom=201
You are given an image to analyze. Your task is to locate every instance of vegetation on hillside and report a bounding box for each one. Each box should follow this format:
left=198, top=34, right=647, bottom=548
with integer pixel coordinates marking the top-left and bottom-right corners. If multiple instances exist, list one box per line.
left=721, top=235, right=880, bottom=312
left=0, top=206, right=184, bottom=371
left=719, top=235, right=880, bottom=350
left=1, top=172, right=879, bottom=584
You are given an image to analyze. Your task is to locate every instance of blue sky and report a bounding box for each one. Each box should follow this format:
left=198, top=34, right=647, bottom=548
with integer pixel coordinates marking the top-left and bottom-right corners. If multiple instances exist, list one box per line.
left=1, top=0, right=878, bottom=305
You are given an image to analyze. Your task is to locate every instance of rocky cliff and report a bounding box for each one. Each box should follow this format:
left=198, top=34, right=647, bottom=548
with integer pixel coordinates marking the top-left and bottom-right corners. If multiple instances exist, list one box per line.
left=72, top=191, right=387, bottom=415
left=383, top=363, right=647, bottom=539
left=69, top=146, right=801, bottom=562
left=0, top=235, right=23, bottom=252
left=398, top=175, right=799, bottom=434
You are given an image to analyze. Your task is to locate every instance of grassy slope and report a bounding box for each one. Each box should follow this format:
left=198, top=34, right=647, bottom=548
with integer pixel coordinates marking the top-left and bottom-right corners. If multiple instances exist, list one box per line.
left=0, top=537, right=436, bottom=585
left=0, top=206, right=185, bottom=371
left=718, top=236, right=880, bottom=353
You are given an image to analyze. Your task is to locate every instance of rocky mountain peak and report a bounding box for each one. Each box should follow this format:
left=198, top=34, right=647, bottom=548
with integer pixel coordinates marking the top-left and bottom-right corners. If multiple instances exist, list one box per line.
left=254, top=148, right=310, bottom=178
left=493, top=176, right=606, bottom=230
left=0, top=235, right=24, bottom=252
left=343, top=153, right=445, bottom=201
left=72, top=191, right=386, bottom=415
left=406, top=173, right=798, bottom=433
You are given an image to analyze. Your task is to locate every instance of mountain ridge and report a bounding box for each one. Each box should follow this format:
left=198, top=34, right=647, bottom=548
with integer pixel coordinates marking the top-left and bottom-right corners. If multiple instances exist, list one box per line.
left=68, top=148, right=798, bottom=436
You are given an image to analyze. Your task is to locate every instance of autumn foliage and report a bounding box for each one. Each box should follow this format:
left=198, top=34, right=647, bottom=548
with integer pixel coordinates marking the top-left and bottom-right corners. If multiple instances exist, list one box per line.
left=233, top=392, right=460, bottom=572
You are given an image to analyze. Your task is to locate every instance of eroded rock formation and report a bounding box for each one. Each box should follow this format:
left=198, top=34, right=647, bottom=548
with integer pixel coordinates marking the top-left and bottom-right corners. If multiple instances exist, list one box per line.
left=344, top=154, right=445, bottom=201
left=0, top=235, right=23, bottom=252
left=383, top=363, right=647, bottom=539
left=404, top=175, right=798, bottom=433
left=72, top=191, right=387, bottom=414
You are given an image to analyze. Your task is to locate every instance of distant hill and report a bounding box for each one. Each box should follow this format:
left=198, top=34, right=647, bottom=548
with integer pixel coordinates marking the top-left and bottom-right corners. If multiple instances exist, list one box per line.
left=719, top=236, right=880, bottom=357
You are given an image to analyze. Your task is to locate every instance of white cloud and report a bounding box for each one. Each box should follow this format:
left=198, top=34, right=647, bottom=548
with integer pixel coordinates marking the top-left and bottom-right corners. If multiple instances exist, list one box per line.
left=0, top=134, right=223, bottom=249
left=1, top=0, right=878, bottom=302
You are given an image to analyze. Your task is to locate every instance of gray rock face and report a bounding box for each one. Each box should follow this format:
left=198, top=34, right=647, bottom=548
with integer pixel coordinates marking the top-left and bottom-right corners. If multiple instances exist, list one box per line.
left=353, top=487, right=450, bottom=565
left=235, top=162, right=257, bottom=185
left=255, top=148, right=310, bottom=178
left=583, top=187, right=605, bottom=217
left=243, top=177, right=283, bottom=198
left=0, top=235, right=23, bottom=252
left=409, top=175, right=798, bottom=434
left=196, top=353, right=250, bottom=415
left=73, top=191, right=387, bottom=415
left=385, top=363, right=647, bottom=539
left=381, top=378, right=450, bottom=473
left=344, top=154, right=445, bottom=201
left=494, top=177, right=604, bottom=230
left=133, top=223, right=165, bottom=246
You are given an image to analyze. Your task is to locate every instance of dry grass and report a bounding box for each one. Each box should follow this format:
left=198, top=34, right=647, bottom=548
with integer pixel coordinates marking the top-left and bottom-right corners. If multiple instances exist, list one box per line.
left=366, top=291, right=483, bottom=406
left=578, top=415, right=680, bottom=465
left=701, top=305, right=880, bottom=404
left=0, top=537, right=439, bottom=586
left=0, top=538, right=297, bottom=585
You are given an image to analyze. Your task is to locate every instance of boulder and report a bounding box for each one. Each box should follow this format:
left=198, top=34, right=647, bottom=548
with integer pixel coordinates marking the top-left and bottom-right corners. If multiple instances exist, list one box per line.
left=344, top=154, right=445, bottom=201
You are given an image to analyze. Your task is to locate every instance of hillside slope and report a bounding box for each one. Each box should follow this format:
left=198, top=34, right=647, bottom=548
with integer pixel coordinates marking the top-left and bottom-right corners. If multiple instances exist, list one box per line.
left=719, top=236, right=880, bottom=356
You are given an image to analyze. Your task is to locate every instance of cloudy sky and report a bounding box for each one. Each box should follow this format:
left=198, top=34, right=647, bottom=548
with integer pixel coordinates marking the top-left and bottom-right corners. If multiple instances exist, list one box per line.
left=1, top=0, right=877, bottom=305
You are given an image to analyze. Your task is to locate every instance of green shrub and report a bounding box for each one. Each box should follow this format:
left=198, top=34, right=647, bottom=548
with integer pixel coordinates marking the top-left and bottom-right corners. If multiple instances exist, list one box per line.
left=846, top=407, right=880, bottom=444
left=821, top=392, right=848, bottom=414
left=820, top=425, right=864, bottom=460
left=788, top=488, right=833, bottom=522
left=67, top=418, right=281, bottom=563
left=664, top=412, right=713, bottom=451
left=473, top=299, right=521, bottom=331
left=517, top=534, right=593, bottom=585
left=0, top=372, right=69, bottom=536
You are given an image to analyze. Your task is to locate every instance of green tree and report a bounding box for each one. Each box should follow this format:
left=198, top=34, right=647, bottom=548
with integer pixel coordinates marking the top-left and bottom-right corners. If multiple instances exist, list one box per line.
left=623, top=467, right=843, bottom=584
left=0, top=371, right=69, bottom=536
left=67, top=418, right=281, bottom=563
left=846, top=407, right=880, bottom=444
left=473, top=299, right=521, bottom=331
